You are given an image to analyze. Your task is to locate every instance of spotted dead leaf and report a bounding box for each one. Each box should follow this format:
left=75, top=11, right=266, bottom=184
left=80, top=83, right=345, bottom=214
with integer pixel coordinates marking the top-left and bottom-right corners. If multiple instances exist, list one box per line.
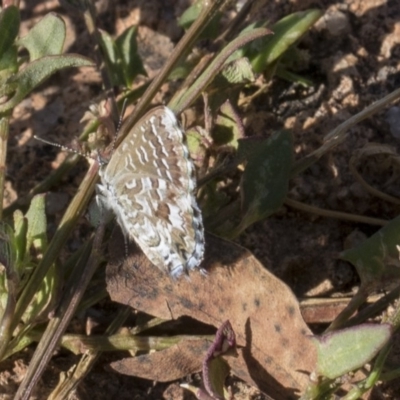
left=110, top=338, right=209, bottom=382
left=106, top=232, right=316, bottom=400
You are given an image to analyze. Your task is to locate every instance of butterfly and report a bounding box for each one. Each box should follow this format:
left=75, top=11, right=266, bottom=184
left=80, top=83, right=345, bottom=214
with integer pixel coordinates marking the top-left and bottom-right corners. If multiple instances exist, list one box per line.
left=96, top=106, right=205, bottom=277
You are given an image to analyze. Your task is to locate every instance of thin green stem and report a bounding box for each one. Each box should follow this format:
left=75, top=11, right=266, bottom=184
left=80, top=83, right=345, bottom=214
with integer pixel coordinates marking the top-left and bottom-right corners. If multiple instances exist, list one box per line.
left=14, top=200, right=105, bottom=400
left=61, top=331, right=213, bottom=355
left=11, top=161, right=99, bottom=334
left=49, top=306, right=132, bottom=399
left=118, top=0, right=230, bottom=143
left=325, top=288, right=369, bottom=332
left=0, top=270, right=17, bottom=360
left=169, top=28, right=272, bottom=114
left=0, top=117, right=10, bottom=220
left=342, top=286, right=400, bottom=329
left=284, top=197, right=387, bottom=226
left=82, top=0, right=119, bottom=122
left=342, top=343, right=391, bottom=400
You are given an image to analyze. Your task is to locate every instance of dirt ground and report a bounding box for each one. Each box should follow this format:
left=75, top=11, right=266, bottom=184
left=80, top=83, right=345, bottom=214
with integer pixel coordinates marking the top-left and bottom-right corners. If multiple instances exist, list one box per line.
left=3, top=0, right=400, bottom=399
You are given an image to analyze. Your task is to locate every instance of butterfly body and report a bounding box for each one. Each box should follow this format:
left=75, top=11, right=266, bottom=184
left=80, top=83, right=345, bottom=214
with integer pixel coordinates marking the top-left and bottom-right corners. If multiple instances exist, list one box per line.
left=96, top=106, right=205, bottom=277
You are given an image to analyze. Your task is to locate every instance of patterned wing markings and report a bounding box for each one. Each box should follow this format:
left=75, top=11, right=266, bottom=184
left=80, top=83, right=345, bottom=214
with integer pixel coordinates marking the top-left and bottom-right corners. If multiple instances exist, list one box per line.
left=97, top=106, right=205, bottom=277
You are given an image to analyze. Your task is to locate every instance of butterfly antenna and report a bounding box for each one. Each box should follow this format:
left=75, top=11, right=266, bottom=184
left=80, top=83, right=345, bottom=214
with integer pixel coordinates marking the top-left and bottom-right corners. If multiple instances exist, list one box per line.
left=34, top=135, right=87, bottom=158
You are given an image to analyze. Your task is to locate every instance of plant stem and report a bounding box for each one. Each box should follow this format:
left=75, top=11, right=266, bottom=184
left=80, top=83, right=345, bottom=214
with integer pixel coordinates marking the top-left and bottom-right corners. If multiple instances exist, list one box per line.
left=14, top=200, right=105, bottom=400
left=11, top=161, right=99, bottom=334
left=0, top=117, right=10, bottom=220
left=293, top=87, right=400, bottom=176
left=284, top=197, right=387, bottom=226
left=169, top=28, right=272, bottom=114
left=118, top=0, right=231, bottom=143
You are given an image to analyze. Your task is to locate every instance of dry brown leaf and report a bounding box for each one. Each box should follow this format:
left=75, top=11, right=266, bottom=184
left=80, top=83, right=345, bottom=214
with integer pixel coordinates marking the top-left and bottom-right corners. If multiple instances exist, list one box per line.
left=106, top=232, right=316, bottom=400
left=110, top=338, right=209, bottom=382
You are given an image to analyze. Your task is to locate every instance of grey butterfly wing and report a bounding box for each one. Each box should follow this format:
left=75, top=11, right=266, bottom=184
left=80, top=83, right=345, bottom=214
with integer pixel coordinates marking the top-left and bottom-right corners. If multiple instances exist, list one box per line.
left=98, top=106, right=204, bottom=277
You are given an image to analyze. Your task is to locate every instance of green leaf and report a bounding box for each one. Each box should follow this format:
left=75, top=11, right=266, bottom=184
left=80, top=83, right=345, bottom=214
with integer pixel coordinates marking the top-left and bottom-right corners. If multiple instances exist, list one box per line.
left=17, top=13, right=66, bottom=60
left=275, top=67, right=314, bottom=87
left=341, top=215, right=400, bottom=288
left=25, top=194, right=47, bottom=253
left=98, top=29, right=123, bottom=86
left=186, top=126, right=207, bottom=162
left=234, top=131, right=293, bottom=235
left=13, top=209, right=33, bottom=293
left=0, top=45, right=18, bottom=78
left=202, top=321, right=236, bottom=399
left=0, top=221, right=17, bottom=278
left=0, top=221, right=19, bottom=331
left=0, top=54, right=94, bottom=112
left=313, top=324, right=391, bottom=379
left=178, top=1, right=203, bottom=28
left=209, top=57, right=255, bottom=95
left=22, top=195, right=60, bottom=325
left=213, top=100, right=244, bottom=148
left=22, top=261, right=59, bottom=325
left=0, top=6, right=20, bottom=60
left=229, top=21, right=268, bottom=61
left=0, top=271, right=7, bottom=323
left=115, top=25, right=146, bottom=86
left=13, top=210, right=28, bottom=274
left=246, top=9, right=322, bottom=73
left=99, top=29, right=118, bottom=64
left=202, top=181, right=230, bottom=222
left=206, top=358, right=230, bottom=398
left=100, top=26, right=146, bottom=87
left=169, top=59, right=195, bottom=81
left=220, top=57, right=255, bottom=85
left=178, top=0, right=221, bottom=39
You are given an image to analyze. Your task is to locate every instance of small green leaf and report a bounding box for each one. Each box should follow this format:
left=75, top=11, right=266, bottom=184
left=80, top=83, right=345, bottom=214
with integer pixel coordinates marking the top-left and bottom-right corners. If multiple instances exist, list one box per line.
left=115, top=25, right=146, bottom=86
left=220, top=57, right=255, bottom=85
left=178, top=0, right=221, bottom=39
left=341, top=215, right=400, bottom=288
left=0, top=272, right=7, bottom=323
left=275, top=67, right=314, bottom=87
left=169, top=60, right=194, bottom=81
left=99, top=29, right=118, bottom=64
left=313, top=324, right=391, bottom=379
left=25, top=194, right=47, bottom=253
left=0, top=54, right=94, bottom=112
left=0, top=6, right=20, bottom=60
left=186, top=126, right=207, bottom=162
left=13, top=210, right=27, bottom=273
left=229, top=21, right=268, bottom=62
left=235, top=131, right=293, bottom=235
left=178, top=1, right=203, bottom=28
left=22, top=195, right=60, bottom=325
left=180, top=383, right=214, bottom=400
left=98, top=29, right=123, bottom=86
left=202, top=321, right=236, bottom=399
left=246, top=9, right=322, bottom=73
left=209, top=57, right=255, bottom=95
left=0, top=222, right=19, bottom=328
left=22, top=261, right=59, bottom=325
left=206, top=358, right=230, bottom=399
left=202, top=180, right=231, bottom=223
left=0, top=221, right=17, bottom=278
left=17, top=13, right=66, bottom=60
left=0, top=45, right=18, bottom=77
left=213, top=100, right=244, bottom=148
